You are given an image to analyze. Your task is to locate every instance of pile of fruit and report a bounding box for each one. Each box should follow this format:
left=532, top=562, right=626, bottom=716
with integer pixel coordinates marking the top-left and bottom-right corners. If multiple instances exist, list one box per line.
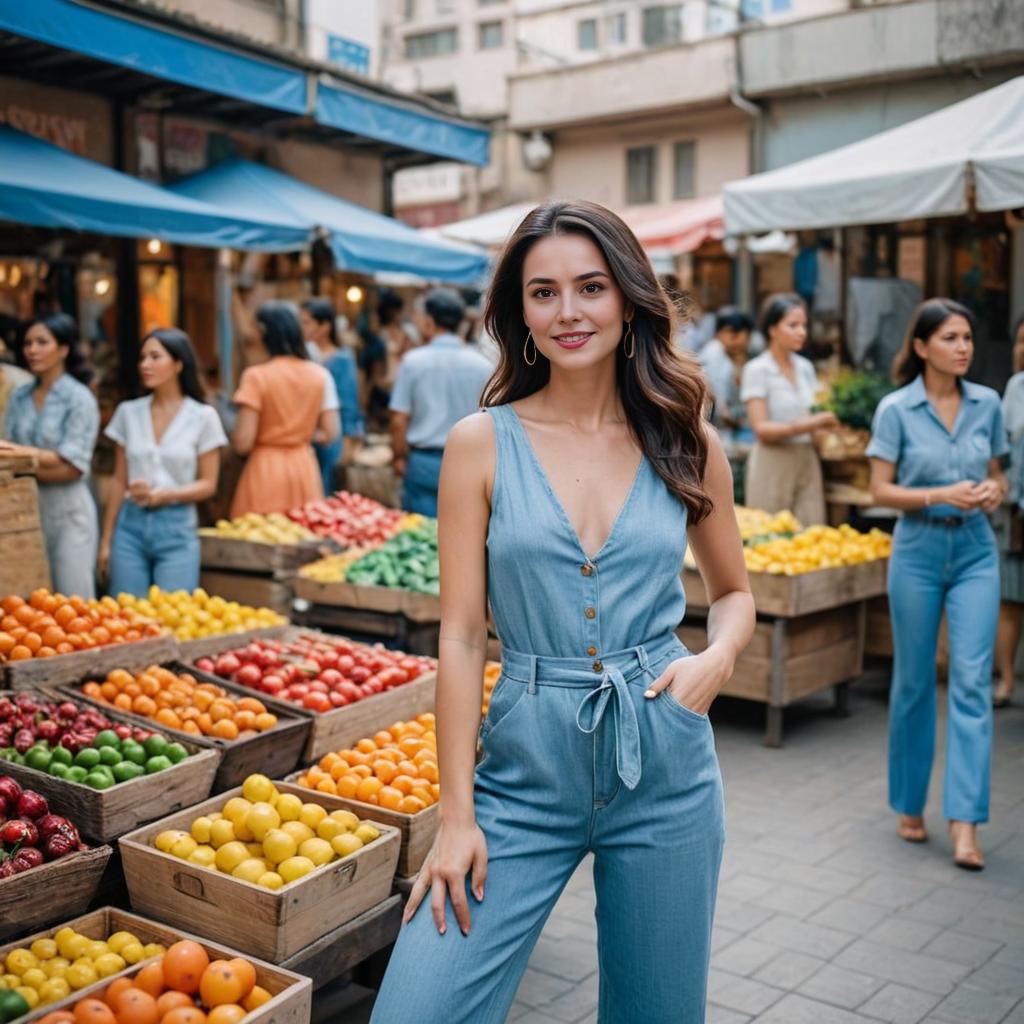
left=34, top=939, right=270, bottom=1024
left=153, top=774, right=382, bottom=891
left=744, top=524, right=892, bottom=575
left=296, top=714, right=438, bottom=813
left=298, top=547, right=372, bottom=584
left=286, top=491, right=412, bottom=548
left=195, top=635, right=434, bottom=714
left=0, top=777, right=86, bottom=878
left=200, top=512, right=317, bottom=546
left=0, top=592, right=161, bottom=664
left=115, top=589, right=284, bottom=644
left=735, top=507, right=801, bottom=544
left=0, top=693, right=189, bottom=788
left=481, top=662, right=501, bottom=716
left=0, top=926, right=167, bottom=1016
left=344, top=520, right=439, bottom=595
left=80, top=667, right=277, bottom=741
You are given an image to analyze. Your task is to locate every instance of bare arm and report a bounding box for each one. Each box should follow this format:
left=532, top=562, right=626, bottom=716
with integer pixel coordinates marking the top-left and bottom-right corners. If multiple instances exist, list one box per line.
left=0, top=441, right=84, bottom=483
left=390, top=410, right=410, bottom=476
left=98, top=444, right=128, bottom=577
left=868, top=457, right=1006, bottom=512
left=746, top=397, right=837, bottom=444
left=403, top=412, right=493, bottom=936
left=231, top=406, right=259, bottom=456
left=313, top=409, right=339, bottom=446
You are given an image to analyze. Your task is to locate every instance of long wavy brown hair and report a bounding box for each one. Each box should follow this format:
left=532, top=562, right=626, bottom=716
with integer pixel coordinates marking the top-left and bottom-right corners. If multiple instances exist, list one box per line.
left=481, top=199, right=712, bottom=522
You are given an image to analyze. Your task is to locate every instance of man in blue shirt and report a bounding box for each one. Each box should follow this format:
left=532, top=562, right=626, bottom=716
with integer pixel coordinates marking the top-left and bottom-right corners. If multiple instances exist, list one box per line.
left=389, top=290, right=493, bottom=516
left=699, top=307, right=753, bottom=442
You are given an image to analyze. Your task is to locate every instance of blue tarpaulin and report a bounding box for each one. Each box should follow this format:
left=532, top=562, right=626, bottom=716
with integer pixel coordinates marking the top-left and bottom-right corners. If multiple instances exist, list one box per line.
left=0, top=127, right=311, bottom=251
left=171, top=159, right=490, bottom=283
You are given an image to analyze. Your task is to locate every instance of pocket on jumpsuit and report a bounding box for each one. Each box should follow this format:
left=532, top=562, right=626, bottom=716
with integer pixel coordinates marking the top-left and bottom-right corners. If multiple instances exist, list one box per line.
left=479, top=675, right=528, bottom=745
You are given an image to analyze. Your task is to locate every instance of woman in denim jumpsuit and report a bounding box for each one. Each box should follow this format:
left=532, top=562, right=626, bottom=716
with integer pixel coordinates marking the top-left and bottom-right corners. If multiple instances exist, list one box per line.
left=868, top=299, right=1008, bottom=871
left=371, top=201, right=754, bottom=1023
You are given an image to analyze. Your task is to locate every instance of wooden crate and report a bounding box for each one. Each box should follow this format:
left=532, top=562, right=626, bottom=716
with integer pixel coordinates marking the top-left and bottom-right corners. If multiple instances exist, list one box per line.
left=200, top=569, right=295, bottom=617
left=0, top=908, right=312, bottom=1024
left=0, top=528, right=50, bottom=595
left=0, top=475, right=42, bottom=535
left=0, top=845, right=112, bottom=941
left=200, top=534, right=322, bottom=576
left=178, top=623, right=288, bottom=662
left=293, top=577, right=441, bottom=624
left=283, top=774, right=438, bottom=877
left=1, top=634, right=179, bottom=691
left=682, top=559, right=888, bottom=618
left=119, top=782, right=401, bottom=962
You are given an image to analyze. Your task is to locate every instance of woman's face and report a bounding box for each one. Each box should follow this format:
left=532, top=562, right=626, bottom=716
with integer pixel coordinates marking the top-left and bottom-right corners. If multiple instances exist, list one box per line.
left=915, top=313, right=973, bottom=377
left=768, top=305, right=807, bottom=353
left=138, top=336, right=182, bottom=392
left=23, top=323, right=65, bottom=377
left=299, top=309, right=328, bottom=344
left=521, top=233, right=630, bottom=371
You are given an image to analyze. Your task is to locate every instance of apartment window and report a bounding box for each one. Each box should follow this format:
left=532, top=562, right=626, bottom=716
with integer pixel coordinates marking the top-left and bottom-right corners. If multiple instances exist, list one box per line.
left=478, top=20, right=504, bottom=49
left=673, top=141, right=696, bottom=199
left=642, top=5, right=684, bottom=46
left=609, top=12, right=628, bottom=44
left=577, top=18, right=598, bottom=51
left=626, top=146, right=657, bottom=204
left=405, top=27, right=458, bottom=58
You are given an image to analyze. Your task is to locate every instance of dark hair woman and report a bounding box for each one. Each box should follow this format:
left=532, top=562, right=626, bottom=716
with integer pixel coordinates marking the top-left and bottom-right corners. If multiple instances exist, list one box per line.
left=363, top=289, right=412, bottom=430
left=0, top=313, right=100, bottom=597
left=369, top=200, right=755, bottom=1024
left=300, top=298, right=365, bottom=493
left=739, top=293, right=837, bottom=525
left=99, top=328, right=227, bottom=597
left=868, top=297, right=1009, bottom=870
left=230, top=302, right=339, bottom=517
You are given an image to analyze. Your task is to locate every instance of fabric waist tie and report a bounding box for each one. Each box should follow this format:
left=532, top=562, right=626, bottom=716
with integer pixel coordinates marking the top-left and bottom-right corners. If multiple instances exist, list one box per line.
left=499, top=634, right=681, bottom=792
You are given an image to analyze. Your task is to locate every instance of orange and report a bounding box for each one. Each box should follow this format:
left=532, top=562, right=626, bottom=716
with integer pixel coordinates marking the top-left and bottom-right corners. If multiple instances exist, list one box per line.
left=233, top=711, right=256, bottom=732
left=355, top=777, right=383, bottom=803
left=396, top=760, right=419, bottom=779
left=376, top=748, right=402, bottom=765
left=235, top=698, right=265, bottom=714
left=328, top=762, right=350, bottom=783
left=0, top=595, right=25, bottom=613
left=403, top=720, right=426, bottom=737
left=124, top=682, right=142, bottom=699
left=36, top=645, right=57, bottom=658
left=378, top=786, right=404, bottom=810
left=162, top=941, right=209, bottom=995
left=37, top=1013, right=76, bottom=1024
left=355, top=738, right=377, bottom=755
left=417, top=761, right=439, bottom=784
left=411, top=786, right=435, bottom=807
left=22, top=631, right=42, bottom=653
left=133, top=696, right=157, bottom=718
left=155, top=709, right=182, bottom=730
left=181, top=720, right=202, bottom=735
left=253, top=713, right=276, bottom=732
left=82, top=681, right=103, bottom=698
left=225, top=959, right=255, bottom=999
left=54, top=603, right=76, bottom=627
left=105, top=978, right=134, bottom=1005
left=67, top=616, right=91, bottom=634
left=208, top=701, right=234, bottom=724
left=9, top=644, right=32, bottom=661
left=350, top=764, right=372, bottom=779
left=56, top=641, right=75, bottom=654
left=198, top=961, right=246, bottom=1008
left=100, top=682, right=119, bottom=701
left=14, top=604, right=37, bottom=625
left=114, top=694, right=134, bottom=711
left=336, top=775, right=359, bottom=799
left=211, top=719, right=239, bottom=741
left=72, top=999, right=117, bottom=1024
left=371, top=760, right=397, bottom=785
left=160, top=1009, right=207, bottom=1024
left=346, top=750, right=370, bottom=768
left=392, top=775, right=416, bottom=795
left=91, top=626, right=111, bottom=645
left=197, top=713, right=213, bottom=734
left=242, top=986, right=271, bottom=1011
left=108, top=668, right=133, bottom=688
left=155, top=992, right=194, bottom=1016
left=0, top=631, right=16, bottom=655
left=315, top=779, right=337, bottom=795
left=399, top=795, right=427, bottom=814
left=373, top=730, right=394, bottom=747
left=205, top=1008, right=245, bottom=1024
left=110, top=987, right=159, bottom=1024
left=133, top=961, right=166, bottom=998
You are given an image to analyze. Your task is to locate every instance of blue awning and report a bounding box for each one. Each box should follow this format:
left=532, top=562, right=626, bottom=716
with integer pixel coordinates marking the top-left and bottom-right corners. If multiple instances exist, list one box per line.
left=316, top=82, right=490, bottom=167
left=0, top=127, right=311, bottom=251
left=0, top=0, right=308, bottom=114
left=171, top=159, right=490, bottom=283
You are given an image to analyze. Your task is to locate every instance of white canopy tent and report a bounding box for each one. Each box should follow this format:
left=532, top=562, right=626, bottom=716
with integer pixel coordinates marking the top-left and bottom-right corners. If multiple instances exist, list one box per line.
left=724, top=76, right=1024, bottom=235
left=424, top=202, right=536, bottom=250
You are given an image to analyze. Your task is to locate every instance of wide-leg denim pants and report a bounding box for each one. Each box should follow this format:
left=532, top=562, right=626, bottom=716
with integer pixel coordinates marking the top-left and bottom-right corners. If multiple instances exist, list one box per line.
left=109, top=501, right=200, bottom=597
left=371, top=636, right=725, bottom=1024
left=887, top=515, right=999, bottom=823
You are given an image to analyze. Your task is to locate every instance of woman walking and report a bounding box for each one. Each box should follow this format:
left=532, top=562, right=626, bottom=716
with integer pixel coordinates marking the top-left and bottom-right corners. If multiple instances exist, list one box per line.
left=868, top=298, right=1008, bottom=870
left=741, top=293, right=837, bottom=524
left=99, top=328, right=227, bottom=597
left=370, top=200, right=754, bottom=1023
left=1, top=314, right=99, bottom=598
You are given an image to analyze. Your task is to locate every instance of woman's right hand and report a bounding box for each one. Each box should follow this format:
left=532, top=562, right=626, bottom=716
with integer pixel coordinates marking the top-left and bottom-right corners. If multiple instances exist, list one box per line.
left=403, top=818, right=488, bottom=936
left=97, top=540, right=111, bottom=581
left=938, top=481, right=981, bottom=510
left=810, top=411, right=840, bottom=430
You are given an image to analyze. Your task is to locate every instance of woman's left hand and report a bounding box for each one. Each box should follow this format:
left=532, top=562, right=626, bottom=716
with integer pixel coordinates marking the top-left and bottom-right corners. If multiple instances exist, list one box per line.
left=0, top=441, right=34, bottom=458
left=974, top=479, right=1005, bottom=514
left=128, top=481, right=168, bottom=508
left=643, top=645, right=735, bottom=716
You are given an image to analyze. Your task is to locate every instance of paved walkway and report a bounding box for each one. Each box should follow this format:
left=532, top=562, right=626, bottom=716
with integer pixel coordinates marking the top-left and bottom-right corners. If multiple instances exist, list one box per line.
left=335, top=674, right=1024, bottom=1023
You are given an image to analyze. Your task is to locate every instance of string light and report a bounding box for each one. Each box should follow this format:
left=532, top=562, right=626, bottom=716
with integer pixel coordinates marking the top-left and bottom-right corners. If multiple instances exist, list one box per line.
left=346, top=285, right=364, bottom=303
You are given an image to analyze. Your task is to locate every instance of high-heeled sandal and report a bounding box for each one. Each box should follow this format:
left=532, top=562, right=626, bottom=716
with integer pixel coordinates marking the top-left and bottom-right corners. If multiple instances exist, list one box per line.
left=897, top=815, right=928, bottom=843
left=949, top=822, right=984, bottom=871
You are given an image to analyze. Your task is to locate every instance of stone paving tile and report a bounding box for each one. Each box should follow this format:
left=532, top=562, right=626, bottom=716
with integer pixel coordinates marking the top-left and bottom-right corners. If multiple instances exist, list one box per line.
left=512, top=967, right=576, bottom=1009
left=962, top=959, right=1024, bottom=996
left=752, top=951, right=826, bottom=990
left=809, top=896, right=893, bottom=934
left=928, top=984, right=1020, bottom=1024
left=999, top=1001, right=1024, bottom=1024
left=799, top=963, right=886, bottom=1010
left=540, top=973, right=599, bottom=1024
left=834, top=939, right=972, bottom=995
left=747, top=914, right=854, bottom=959
left=857, top=983, right=943, bottom=1024
left=707, top=970, right=786, bottom=1016
left=919, top=930, right=1002, bottom=969
left=713, top=937, right=784, bottom=977
left=863, top=917, right=944, bottom=952
left=755, top=993, right=878, bottom=1023
left=707, top=1007, right=754, bottom=1024
left=751, top=881, right=835, bottom=918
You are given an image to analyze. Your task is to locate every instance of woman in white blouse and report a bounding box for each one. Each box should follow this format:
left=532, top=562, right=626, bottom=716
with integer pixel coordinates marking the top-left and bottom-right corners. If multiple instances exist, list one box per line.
left=99, top=328, right=227, bottom=596
left=740, top=294, right=837, bottom=524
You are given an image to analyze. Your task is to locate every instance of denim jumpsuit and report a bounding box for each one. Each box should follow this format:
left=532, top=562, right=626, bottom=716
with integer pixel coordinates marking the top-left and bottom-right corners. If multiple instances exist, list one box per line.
left=371, top=404, right=725, bottom=1024
left=867, top=376, right=1008, bottom=823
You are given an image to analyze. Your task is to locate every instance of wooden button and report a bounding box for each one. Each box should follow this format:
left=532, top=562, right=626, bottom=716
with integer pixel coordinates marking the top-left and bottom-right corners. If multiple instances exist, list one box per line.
left=592, top=660, right=604, bottom=673
left=581, top=564, right=593, bottom=577
left=586, top=646, right=597, bottom=657
left=584, top=607, right=596, bottom=619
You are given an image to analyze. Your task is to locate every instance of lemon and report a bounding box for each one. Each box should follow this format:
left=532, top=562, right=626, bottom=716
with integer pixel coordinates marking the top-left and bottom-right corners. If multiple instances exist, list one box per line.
left=1, top=974, right=18, bottom=990
left=242, top=774, right=277, bottom=804
left=29, top=939, right=57, bottom=962
left=331, top=833, right=364, bottom=857
left=6, top=950, right=38, bottom=976
left=104, top=932, right=137, bottom=956
left=274, top=793, right=302, bottom=822
left=354, top=823, right=380, bottom=845
left=120, top=942, right=147, bottom=965
left=281, top=821, right=314, bottom=845
left=38, top=977, right=71, bottom=1004
left=190, top=816, right=214, bottom=844
left=93, top=953, right=125, bottom=978
left=261, top=829, right=297, bottom=865
left=65, top=961, right=98, bottom=989
left=232, top=858, right=268, bottom=884
left=209, top=819, right=236, bottom=848
left=169, top=835, right=198, bottom=860
left=52, top=928, right=74, bottom=948
left=155, top=829, right=188, bottom=853
left=41, top=959, right=69, bottom=979
left=222, top=797, right=252, bottom=824
left=298, top=838, right=334, bottom=866
left=214, top=840, right=249, bottom=874
left=329, top=809, right=360, bottom=831
left=299, top=803, right=326, bottom=830
left=316, top=818, right=347, bottom=842
left=13, top=986, right=38, bottom=1009
left=188, top=846, right=217, bottom=868
left=21, top=967, right=47, bottom=990
left=246, top=842, right=265, bottom=859
left=277, top=855, right=315, bottom=884
left=257, top=871, right=284, bottom=890
left=83, top=940, right=108, bottom=961
left=246, top=802, right=281, bottom=841
left=143, top=944, right=165, bottom=959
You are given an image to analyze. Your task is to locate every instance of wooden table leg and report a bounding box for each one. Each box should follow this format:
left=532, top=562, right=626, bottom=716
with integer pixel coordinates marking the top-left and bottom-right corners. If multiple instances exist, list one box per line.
left=765, top=617, right=787, bottom=748
left=834, top=599, right=866, bottom=718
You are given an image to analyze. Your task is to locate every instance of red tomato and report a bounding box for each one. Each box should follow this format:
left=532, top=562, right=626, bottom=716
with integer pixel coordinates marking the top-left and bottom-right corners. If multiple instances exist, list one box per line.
left=303, top=692, right=331, bottom=713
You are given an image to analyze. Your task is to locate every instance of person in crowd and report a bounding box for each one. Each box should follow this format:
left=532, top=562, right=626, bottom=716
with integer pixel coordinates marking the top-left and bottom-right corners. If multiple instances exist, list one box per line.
left=363, top=290, right=412, bottom=428
left=0, top=314, right=99, bottom=598
left=230, top=302, right=339, bottom=517
left=389, top=289, right=492, bottom=516
left=994, top=317, right=1024, bottom=707
left=700, top=307, right=754, bottom=442
left=300, top=298, right=365, bottom=493
left=370, top=200, right=753, bottom=1024
left=98, top=328, right=227, bottom=597
left=0, top=333, right=32, bottom=425
left=740, top=293, right=837, bottom=524
left=868, top=298, right=1008, bottom=871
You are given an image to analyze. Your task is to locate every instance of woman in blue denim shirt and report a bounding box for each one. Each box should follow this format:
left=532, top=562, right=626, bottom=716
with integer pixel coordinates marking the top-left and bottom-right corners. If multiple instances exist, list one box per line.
left=370, top=201, right=755, bottom=1024
left=868, top=299, right=1009, bottom=871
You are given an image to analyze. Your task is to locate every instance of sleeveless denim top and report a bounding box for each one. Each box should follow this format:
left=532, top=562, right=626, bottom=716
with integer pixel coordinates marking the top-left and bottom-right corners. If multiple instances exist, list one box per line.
left=485, top=404, right=689, bottom=660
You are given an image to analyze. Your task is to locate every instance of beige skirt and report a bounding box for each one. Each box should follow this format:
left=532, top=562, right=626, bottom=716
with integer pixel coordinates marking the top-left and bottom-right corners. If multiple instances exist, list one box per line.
left=744, top=442, right=826, bottom=526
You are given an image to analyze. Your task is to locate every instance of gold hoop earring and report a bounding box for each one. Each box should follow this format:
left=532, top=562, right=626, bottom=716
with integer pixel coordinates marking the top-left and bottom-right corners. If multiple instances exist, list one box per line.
left=523, top=332, right=537, bottom=366
left=623, top=323, right=635, bottom=360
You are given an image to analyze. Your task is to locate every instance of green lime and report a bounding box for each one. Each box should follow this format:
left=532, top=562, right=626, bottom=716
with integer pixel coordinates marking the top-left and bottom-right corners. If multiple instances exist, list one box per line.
left=74, top=747, right=101, bottom=769
left=144, top=755, right=172, bottom=775
left=50, top=745, right=73, bottom=766
left=98, top=746, right=123, bottom=766
left=25, top=747, right=51, bottom=772
left=143, top=734, right=168, bottom=758
left=94, top=729, right=120, bottom=748
left=0, top=988, right=31, bottom=1021
left=165, top=742, right=188, bottom=765
left=48, top=761, right=70, bottom=779
left=66, top=765, right=89, bottom=783
left=84, top=770, right=114, bottom=790
left=112, top=761, right=144, bottom=784
left=121, top=741, right=147, bottom=766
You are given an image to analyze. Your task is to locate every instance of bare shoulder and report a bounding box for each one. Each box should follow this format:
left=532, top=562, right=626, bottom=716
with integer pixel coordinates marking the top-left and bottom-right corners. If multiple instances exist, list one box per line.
left=440, top=412, right=496, bottom=506
left=447, top=410, right=495, bottom=455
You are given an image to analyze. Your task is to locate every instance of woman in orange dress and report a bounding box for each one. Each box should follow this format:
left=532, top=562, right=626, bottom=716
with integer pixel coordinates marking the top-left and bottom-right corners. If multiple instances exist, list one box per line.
left=230, top=302, right=340, bottom=517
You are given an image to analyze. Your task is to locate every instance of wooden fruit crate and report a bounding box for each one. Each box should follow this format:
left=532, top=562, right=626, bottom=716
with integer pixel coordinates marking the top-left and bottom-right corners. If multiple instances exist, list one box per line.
left=119, top=782, right=401, bottom=962
left=293, top=577, right=441, bottom=623
left=0, top=469, right=49, bottom=595
left=1, top=633, right=179, bottom=691
left=682, top=559, right=888, bottom=618
left=0, top=692, right=220, bottom=843
left=200, top=534, right=323, bottom=576
left=0, top=845, right=112, bottom=941
left=283, top=773, right=438, bottom=877
left=62, top=667, right=311, bottom=793
left=177, top=623, right=288, bottom=662
left=0, top=907, right=312, bottom=1024
left=199, top=569, right=295, bottom=617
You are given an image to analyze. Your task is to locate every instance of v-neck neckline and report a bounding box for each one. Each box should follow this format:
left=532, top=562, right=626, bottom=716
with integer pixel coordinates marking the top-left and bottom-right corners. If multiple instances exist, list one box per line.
left=148, top=395, right=187, bottom=448
left=506, top=404, right=646, bottom=564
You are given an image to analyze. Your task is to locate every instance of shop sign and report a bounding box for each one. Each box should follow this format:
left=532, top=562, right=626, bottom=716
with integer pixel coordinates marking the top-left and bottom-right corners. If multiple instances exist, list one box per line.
left=0, top=103, right=88, bottom=154
left=327, top=33, right=370, bottom=76
left=164, top=121, right=209, bottom=177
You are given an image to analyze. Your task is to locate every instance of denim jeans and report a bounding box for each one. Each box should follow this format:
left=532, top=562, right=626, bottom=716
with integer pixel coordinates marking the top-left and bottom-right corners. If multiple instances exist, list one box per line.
left=402, top=448, right=444, bottom=517
left=888, top=514, right=999, bottom=823
left=370, top=635, right=725, bottom=1024
left=109, top=501, right=200, bottom=597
